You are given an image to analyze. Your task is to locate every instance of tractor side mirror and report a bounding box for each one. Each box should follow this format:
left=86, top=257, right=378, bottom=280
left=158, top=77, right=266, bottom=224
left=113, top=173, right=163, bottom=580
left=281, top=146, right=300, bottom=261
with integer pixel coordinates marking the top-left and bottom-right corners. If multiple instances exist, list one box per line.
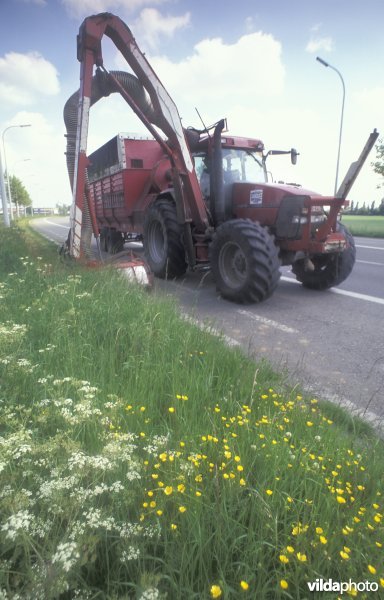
left=290, top=148, right=299, bottom=165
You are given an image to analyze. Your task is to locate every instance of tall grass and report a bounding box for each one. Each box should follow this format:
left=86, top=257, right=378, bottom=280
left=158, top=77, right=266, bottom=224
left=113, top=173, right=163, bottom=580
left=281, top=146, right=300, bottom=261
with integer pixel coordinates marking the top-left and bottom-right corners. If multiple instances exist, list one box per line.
left=1, top=223, right=384, bottom=599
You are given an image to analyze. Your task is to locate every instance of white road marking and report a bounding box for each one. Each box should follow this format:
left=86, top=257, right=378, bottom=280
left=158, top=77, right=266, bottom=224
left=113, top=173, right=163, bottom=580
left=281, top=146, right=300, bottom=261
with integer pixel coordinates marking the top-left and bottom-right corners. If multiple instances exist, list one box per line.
left=237, top=309, right=298, bottom=333
left=43, top=218, right=69, bottom=229
left=281, top=276, right=384, bottom=305
left=181, top=313, right=241, bottom=347
left=357, top=259, right=384, bottom=266
left=356, top=244, right=384, bottom=251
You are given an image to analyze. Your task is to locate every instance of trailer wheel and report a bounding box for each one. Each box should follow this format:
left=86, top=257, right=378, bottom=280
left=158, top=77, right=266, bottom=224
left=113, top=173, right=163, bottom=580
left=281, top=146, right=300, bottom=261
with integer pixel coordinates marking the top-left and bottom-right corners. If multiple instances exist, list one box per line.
left=210, top=219, right=281, bottom=303
left=143, top=200, right=187, bottom=278
left=105, top=229, right=124, bottom=254
left=292, top=222, right=356, bottom=290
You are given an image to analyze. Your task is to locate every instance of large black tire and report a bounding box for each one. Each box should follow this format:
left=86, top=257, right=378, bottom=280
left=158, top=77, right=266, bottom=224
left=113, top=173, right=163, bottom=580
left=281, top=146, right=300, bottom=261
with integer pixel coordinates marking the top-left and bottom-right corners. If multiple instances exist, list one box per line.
left=143, top=200, right=187, bottom=279
left=292, top=222, right=356, bottom=290
left=103, top=228, right=124, bottom=254
left=210, top=219, right=281, bottom=303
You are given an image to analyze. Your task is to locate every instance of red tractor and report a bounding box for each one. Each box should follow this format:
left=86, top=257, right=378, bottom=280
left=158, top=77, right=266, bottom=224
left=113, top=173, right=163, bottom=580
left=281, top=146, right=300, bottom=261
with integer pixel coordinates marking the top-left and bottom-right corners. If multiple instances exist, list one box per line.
left=64, top=12, right=378, bottom=303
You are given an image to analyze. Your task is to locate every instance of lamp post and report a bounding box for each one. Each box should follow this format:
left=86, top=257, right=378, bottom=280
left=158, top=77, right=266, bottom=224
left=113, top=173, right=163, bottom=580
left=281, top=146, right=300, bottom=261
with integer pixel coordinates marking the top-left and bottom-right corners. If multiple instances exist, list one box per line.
left=316, top=56, right=345, bottom=195
left=2, top=124, right=31, bottom=221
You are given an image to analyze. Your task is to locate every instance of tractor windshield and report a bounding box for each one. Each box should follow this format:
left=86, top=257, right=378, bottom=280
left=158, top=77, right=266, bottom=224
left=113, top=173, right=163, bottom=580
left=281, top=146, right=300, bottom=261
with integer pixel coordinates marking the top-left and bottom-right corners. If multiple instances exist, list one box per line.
left=194, top=148, right=266, bottom=200
left=222, top=149, right=266, bottom=184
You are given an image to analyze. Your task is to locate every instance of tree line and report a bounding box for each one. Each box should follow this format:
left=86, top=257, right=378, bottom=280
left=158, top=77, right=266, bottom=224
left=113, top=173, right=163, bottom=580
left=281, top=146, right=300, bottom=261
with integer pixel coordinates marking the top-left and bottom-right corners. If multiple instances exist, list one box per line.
left=346, top=199, right=384, bottom=216
left=4, top=173, right=32, bottom=209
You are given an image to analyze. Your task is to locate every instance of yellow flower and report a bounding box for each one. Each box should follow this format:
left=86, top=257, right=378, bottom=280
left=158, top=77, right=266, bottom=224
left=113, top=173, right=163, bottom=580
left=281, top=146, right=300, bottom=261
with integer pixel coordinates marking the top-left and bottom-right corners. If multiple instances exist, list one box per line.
left=297, top=552, right=307, bottom=562
left=177, top=484, right=186, bottom=493
left=336, top=496, right=346, bottom=504
left=239, top=478, right=246, bottom=486
left=306, top=421, right=314, bottom=427
left=266, top=489, right=273, bottom=496
left=168, top=407, right=175, bottom=413
left=240, top=580, right=249, bottom=591
left=380, top=578, right=384, bottom=588
left=319, top=535, right=327, bottom=545
left=340, top=551, right=350, bottom=560
left=280, top=579, right=289, bottom=590
left=156, top=510, right=163, bottom=516
left=279, top=554, right=289, bottom=564
left=179, top=506, right=187, bottom=513
left=286, top=546, right=295, bottom=554
left=316, top=527, right=323, bottom=534
left=210, top=584, right=222, bottom=598
left=164, top=486, right=173, bottom=496
left=368, top=564, right=377, bottom=575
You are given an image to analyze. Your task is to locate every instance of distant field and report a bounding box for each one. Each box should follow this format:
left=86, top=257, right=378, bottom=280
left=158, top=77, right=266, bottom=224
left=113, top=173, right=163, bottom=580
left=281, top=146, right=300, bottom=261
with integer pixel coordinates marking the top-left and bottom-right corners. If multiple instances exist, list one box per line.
left=341, top=215, right=384, bottom=238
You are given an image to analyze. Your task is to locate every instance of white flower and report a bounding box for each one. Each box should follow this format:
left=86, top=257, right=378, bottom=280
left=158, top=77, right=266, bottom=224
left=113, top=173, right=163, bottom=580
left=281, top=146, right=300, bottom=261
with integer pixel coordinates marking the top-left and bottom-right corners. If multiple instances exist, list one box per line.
left=139, top=588, right=160, bottom=600
left=120, top=546, right=140, bottom=563
left=52, top=541, right=80, bottom=573
left=1, top=510, right=33, bottom=541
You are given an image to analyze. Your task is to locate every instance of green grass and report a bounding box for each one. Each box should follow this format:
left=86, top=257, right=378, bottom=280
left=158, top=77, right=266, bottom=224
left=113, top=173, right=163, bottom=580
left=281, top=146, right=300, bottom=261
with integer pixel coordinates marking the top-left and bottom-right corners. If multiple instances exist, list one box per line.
left=0, top=223, right=384, bottom=599
left=341, top=215, right=384, bottom=238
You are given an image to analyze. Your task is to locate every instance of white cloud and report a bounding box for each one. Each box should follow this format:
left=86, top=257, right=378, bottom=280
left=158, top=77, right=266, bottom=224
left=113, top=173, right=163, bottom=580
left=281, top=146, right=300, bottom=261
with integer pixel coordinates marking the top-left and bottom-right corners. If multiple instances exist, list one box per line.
left=124, top=31, right=285, bottom=124
left=0, top=51, right=60, bottom=107
left=354, top=86, right=384, bottom=125
left=61, top=0, right=167, bottom=20
left=306, top=22, right=333, bottom=54
left=245, top=16, right=255, bottom=33
left=133, top=8, right=191, bottom=50
left=2, top=111, right=70, bottom=209
left=306, top=36, right=333, bottom=53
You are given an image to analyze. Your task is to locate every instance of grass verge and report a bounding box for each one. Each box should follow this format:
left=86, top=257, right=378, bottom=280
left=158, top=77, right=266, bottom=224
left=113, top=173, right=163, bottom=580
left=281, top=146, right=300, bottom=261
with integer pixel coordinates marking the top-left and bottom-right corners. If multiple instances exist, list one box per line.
left=0, top=223, right=384, bottom=599
left=341, top=216, right=384, bottom=238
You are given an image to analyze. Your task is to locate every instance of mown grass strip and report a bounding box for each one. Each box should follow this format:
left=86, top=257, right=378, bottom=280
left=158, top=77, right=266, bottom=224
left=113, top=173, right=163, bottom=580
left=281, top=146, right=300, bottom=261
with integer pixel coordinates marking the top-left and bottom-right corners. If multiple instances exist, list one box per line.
left=342, top=215, right=384, bottom=238
left=0, top=223, right=383, bottom=599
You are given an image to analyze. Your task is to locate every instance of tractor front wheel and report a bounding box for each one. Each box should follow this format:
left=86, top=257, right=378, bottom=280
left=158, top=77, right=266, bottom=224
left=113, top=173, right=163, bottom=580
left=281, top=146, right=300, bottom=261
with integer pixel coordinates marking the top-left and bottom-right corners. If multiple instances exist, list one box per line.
left=210, top=219, right=281, bottom=303
left=292, top=223, right=356, bottom=290
left=143, top=200, right=187, bottom=279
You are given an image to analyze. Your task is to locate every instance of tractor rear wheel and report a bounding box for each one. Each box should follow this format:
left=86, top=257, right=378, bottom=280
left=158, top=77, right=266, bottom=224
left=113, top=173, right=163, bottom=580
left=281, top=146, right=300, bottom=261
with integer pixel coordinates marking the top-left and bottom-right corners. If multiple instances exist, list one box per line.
left=210, top=219, right=281, bottom=303
left=143, top=199, right=187, bottom=278
left=292, top=222, right=356, bottom=290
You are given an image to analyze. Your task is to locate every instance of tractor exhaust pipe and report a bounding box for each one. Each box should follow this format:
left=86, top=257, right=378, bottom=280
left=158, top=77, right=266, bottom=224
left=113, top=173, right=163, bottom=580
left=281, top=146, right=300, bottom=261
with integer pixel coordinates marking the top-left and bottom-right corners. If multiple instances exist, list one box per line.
left=212, top=119, right=226, bottom=225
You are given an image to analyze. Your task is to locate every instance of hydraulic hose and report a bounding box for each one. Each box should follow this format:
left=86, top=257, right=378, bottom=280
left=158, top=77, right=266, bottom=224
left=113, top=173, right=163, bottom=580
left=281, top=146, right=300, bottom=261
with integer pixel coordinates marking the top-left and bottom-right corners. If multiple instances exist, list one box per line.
left=63, top=69, right=155, bottom=258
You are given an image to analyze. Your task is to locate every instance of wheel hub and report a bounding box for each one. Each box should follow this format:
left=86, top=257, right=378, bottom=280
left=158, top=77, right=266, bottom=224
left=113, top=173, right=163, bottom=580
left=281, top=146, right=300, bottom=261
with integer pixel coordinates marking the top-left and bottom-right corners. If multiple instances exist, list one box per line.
left=219, top=242, right=247, bottom=288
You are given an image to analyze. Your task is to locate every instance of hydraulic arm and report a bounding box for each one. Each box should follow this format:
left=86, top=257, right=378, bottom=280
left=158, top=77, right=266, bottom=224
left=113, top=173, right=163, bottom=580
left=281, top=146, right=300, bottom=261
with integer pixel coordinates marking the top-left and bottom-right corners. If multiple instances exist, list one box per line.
left=67, top=12, right=208, bottom=259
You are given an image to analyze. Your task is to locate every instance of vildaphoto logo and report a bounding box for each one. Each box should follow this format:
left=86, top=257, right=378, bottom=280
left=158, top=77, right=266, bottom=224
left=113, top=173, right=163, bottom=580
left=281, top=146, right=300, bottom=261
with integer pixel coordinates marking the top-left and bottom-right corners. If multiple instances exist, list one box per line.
left=307, top=578, right=379, bottom=594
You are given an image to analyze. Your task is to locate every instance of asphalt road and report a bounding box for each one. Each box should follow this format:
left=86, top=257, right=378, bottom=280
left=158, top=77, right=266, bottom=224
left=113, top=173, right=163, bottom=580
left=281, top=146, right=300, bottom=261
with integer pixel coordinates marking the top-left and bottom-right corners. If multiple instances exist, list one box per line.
left=31, top=217, right=384, bottom=421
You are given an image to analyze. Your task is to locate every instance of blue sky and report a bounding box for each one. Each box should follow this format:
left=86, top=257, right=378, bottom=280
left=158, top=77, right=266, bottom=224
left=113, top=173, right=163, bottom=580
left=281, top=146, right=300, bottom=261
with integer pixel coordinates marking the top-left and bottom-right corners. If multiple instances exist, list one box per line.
left=1, top=0, right=383, bottom=209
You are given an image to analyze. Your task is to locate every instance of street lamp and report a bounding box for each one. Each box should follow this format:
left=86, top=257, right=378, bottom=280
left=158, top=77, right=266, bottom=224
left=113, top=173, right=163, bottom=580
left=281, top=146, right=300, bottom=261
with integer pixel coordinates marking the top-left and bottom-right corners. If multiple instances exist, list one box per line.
left=316, top=56, right=345, bottom=195
left=2, top=124, right=31, bottom=222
